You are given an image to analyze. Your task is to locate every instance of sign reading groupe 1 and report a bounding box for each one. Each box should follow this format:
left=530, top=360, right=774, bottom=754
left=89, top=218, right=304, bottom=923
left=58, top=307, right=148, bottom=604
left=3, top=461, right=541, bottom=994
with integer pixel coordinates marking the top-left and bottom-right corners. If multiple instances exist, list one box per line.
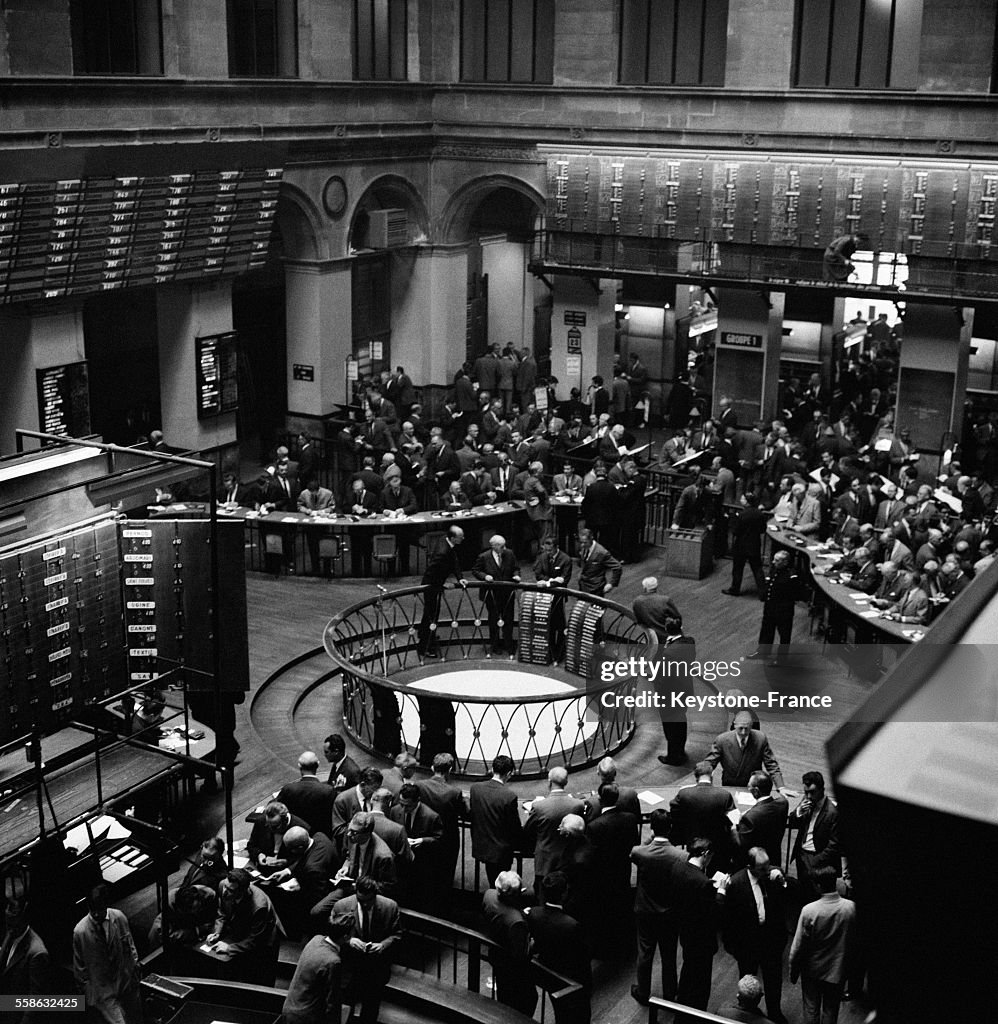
left=720, top=331, right=764, bottom=349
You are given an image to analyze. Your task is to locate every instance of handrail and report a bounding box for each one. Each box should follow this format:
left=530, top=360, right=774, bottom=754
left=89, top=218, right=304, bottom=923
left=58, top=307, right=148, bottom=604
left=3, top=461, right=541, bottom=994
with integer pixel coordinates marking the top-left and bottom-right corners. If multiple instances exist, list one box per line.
left=648, top=996, right=743, bottom=1023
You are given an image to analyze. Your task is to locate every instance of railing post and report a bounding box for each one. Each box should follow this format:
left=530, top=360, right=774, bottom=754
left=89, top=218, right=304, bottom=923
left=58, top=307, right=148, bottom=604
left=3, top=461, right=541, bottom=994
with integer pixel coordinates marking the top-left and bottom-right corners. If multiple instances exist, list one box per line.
left=468, top=937, right=481, bottom=993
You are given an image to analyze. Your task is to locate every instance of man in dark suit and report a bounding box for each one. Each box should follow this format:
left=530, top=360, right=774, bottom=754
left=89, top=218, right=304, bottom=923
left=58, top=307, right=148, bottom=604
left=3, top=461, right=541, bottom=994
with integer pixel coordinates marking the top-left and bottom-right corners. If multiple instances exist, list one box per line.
left=582, top=755, right=641, bottom=821
left=472, top=534, right=521, bottom=654
left=523, top=766, right=586, bottom=896
left=749, top=550, right=806, bottom=666
left=528, top=872, right=592, bottom=1024
left=533, top=535, right=572, bottom=658
left=704, top=711, right=785, bottom=789
left=788, top=771, right=841, bottom=902
left=367, top=788, right=414, bottom=887
left=417, top=525, right=466, bottom=658
left=380, top=475, right=419, bottom=572
left=724, top=492, right=769, bottom=596
left=323, top=734, right=361, bottom=791
left=481, top=871, right=537, bottom=1017
left=580, top=466, right=619, bottom=548
left=331, top=767, right=384, bottom=840
left=671, top=842, right=721, bottom=1014
left=310, top=814, right=398, bottom=929
left=278, top=751, right=337, bottom=837
left=0, top=896, right=49, bottom=1020
left=416, top=753, right=468, bottom=894
left=390, top=783, right=444, bottom=907
left=735, top=771, right=789, bottom=870
left=548, top=815, right=597, bottom=933
left=723, top=974, right=773, bottom=1023
left=489, top=451, right=516, bottom=500
left=260, top=826, right=337, bottom=937
left=585, top=783, right=640, bottom=952
left=470, top=754, right=523, bottom=887
left=247, top=801, right=311, bottom=874
left=207, top=870, right=280, bottom=986
left=722, top=847, right=789, bottom=1024
left=347, top=479, right=381, bottom=576
left=668, top=762, right=737, bottom=873
left=217, top=470, right=253, bottom=507
left=333, top=877, right=402, bottom=1024
left=628, top=808, right=687, bottom=1006
left=575, top=526, right=622, bottom=596
left=180, top=837, right=229, bottom=892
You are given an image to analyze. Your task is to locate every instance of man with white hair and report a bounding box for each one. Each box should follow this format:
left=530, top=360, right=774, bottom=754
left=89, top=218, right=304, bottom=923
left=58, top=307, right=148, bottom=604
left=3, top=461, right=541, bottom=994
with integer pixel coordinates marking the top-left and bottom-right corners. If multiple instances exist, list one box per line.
left=472, top=534, right=521, bottom=654
left=791, top=483, right=822, bottom=536
left=724, top=974, right=771, bottom=1022
left=481, top=871, right=537, bottom=1016
left=277, top=751, right=336, bottom=837
left=523, top=767, right=585, bottom=896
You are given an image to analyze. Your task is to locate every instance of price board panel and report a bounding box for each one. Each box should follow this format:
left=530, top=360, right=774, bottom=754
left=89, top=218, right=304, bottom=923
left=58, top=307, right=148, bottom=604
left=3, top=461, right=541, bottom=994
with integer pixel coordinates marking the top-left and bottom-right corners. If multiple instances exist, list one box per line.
left=196, top=332, right=239, bottom=419
left=0, top=168, right=282, bottom=305
left=36, top=361, right=91, bottom=440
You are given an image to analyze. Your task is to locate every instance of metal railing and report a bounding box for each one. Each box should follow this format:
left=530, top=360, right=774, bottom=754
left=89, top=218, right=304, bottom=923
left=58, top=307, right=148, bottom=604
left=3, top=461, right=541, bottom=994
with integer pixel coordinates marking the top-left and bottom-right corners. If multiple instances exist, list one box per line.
left=323, top=581, right=652, bottom=778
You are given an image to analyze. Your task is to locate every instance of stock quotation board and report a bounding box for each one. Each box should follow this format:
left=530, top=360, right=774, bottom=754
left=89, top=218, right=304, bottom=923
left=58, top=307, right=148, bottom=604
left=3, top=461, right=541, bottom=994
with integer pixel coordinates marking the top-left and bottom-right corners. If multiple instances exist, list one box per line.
left=545, top=152, right=998, bottom=259
left=0, top=167, right=283, bottom=304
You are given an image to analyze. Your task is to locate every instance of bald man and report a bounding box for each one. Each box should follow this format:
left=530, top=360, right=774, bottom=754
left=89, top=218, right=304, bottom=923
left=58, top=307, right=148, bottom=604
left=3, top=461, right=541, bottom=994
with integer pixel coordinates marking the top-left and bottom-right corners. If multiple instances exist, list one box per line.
left=472, top=534, right=521, bottom=654
left=704, top=711, right=784, bottom=789
left=278, top=751, right=337, bottom=837
left=523, top=767, right=585, bottom=897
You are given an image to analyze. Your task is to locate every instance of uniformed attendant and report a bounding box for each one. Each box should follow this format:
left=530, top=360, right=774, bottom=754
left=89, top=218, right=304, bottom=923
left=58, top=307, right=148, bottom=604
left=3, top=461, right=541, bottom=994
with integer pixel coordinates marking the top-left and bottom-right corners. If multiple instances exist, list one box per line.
left=749, top=550, right=806, bottom=666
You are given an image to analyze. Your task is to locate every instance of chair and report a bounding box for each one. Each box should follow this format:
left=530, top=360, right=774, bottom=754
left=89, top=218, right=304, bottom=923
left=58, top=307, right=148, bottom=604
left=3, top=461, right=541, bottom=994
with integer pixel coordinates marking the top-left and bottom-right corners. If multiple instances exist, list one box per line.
left=317, top=534, right=343, bottom=577
left=372, top=533, right=398, bottom=577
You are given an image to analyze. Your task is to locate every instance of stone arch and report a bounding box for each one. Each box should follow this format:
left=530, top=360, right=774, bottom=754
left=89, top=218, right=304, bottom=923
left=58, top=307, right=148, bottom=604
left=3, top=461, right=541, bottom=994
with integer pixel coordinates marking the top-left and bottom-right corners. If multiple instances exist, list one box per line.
left=348, top=174, right=430, bottom=250
left=439, top=175, right=545, bottom=245
left=274, top=182, right=323, bottom=261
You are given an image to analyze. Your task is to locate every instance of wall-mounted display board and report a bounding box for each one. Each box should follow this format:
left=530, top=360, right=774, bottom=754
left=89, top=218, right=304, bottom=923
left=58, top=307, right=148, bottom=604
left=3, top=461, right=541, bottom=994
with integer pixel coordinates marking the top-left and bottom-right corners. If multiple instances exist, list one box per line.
left=545, top=152, right=998, bottom=259
left=196, top=332, right=239, bottom=419
left=896, top=367, right=955, bottom=451
left=0, top=515, right=124, bottom=740
left=36, top=361, right=91, bottom=439
left=0, top=168, right=282, bottom=305
left=714, top=347, right=764, bottom=427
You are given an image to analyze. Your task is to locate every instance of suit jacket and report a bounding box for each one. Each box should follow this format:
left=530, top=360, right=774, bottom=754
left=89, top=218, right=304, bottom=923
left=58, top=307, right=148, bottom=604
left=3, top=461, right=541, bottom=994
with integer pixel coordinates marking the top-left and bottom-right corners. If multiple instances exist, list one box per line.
left=416, top=776, right=468, bottom=849
left=875, top=498, right=906, bottom=530
left=472, top=548, right=519, bottom=585
left=630, top=838, right=688, bottom=915
left=528, top=905, right=592, bottom=989
left=533, top=549, right=572, bottom=586
left=586, top=807, right=640, bottom=894
left=370, top=813, right=415, bottom=872
left=843, top=558, right=879, bottom=594
left=72, top=909, right=141, bottom=1014
left=348, top=489, right=381, bottom=515
left=332, top=893, right=402, bottom=951
left=180, top=855, right=228, bottom=893
left=576, top=542, right=622, bottom=595
left=297, top=487, right=334, bottom=512
left=388, top=801, right=443, bottom=848
left=281, top=934, right=342, bottom=1024
left=887, top=539, right=915, bottom=570
left=290, top=833, right=339, bottom=908
left=421, top=540, right=463, bottom=588
left=581, top=478, right=618, bottom=526
left=523, top=790, right=586, bottom=877
left=380, top=484, right=418, bottom=515
left=790, top=797, right=841, bottom=872
left=331, top=786, right=369, bottom=839
left=481, top=890, right=531, bottom=962
left=475, top=354, right=499, bottom=393
left=582, top=785, right=641, bottom=822
left=668, top=782, right=736, bottom=850
left=337, top=833, right=398, bottom=897
left=732, top=507, right=768, bottom=556
left=327, top=754, right=361, bottom=790
left=722, top=868, right=788, bottom=961
left=789, top=893, right=856, bottom=985
left=671, top=861, right=719, bottom=953
left=248, top=812, right=311, bottom=866
left=277, top=777, right=337, bottom=836
left=490, top=464, right=516, bottom=500
left=736, top=793, right=789, bottom=867
left=0, top=928, right=49, bottom=1021
left=470, top=778, right=523, bottom=863
left=705, top=730, right=784, bottom=789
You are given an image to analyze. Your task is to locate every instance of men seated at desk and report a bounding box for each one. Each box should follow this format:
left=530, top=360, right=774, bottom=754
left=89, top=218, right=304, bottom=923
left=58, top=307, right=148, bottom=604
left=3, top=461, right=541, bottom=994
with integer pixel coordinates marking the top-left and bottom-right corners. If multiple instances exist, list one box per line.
left=880, top=569, right=930, bottom=625
left=204, top=869, right=280, bottom=986
left=217, top=470, right=252, bottom=507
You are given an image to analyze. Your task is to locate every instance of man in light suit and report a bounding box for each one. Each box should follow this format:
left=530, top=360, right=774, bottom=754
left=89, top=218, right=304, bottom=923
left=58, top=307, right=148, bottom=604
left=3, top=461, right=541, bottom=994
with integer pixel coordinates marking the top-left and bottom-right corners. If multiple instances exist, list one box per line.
left=575, top=527, right=622, bottom=596
left=281, top=913, right=350, bottom=1024
left=472, top=534, right=521, bottom=654
left=331, top=767, right=384, bottom=840
left=704, top=711, right=785, bottom=789
left=470, top=754, right=523, bottom=887
left=0, top=896, right=49, bottom=1023
left=333, top=877, right=403, bottom=1024
left=297, top=476, right=336, bottom=575
left=789, top=866, right=856, bottom=1024
left=523, top=766, right=586, bottom=896
left=735, top=771, right=789, bottom=869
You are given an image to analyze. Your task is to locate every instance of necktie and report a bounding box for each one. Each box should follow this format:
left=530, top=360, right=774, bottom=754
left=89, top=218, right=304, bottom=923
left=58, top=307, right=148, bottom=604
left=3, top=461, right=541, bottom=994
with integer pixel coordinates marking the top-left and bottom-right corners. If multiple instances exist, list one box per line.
left=352, top=845, right=362, bottom=878
left=405, top=811, right=414, bottom=835
left=282, top=478, right=290, bottom=496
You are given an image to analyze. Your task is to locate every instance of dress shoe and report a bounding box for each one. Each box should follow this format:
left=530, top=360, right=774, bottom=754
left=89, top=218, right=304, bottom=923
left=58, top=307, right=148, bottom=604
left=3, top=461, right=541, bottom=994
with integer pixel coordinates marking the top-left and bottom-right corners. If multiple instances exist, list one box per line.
left=630, top=985, right=649, bottom=1006
left=658, top=753, right=687, bottom=766
left=721, top=588, right=741, bottom=596
left=422, top=649, right=440, bottom=659
left=745, top=650, right=765, bottom=660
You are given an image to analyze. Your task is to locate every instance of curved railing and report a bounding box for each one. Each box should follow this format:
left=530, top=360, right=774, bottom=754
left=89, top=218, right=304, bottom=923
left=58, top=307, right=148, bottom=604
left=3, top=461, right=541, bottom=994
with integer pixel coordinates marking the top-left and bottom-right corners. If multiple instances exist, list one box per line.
left=323, top=581, right=653, bottom=778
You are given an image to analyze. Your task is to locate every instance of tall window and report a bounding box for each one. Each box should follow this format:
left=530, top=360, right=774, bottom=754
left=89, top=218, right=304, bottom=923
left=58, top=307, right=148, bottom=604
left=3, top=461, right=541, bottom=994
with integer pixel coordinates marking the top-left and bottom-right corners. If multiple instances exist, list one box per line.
left=353, top=259, right=391, bottom=382
left=619, top=0, right=728, bottom=86
left=227, top=0, right=298, bottom=77
left=70, top=0, right=163, bottom=75
left=460, top=0, right=555, bottom=83
left=354, top=0, right=408, bottom=80
left=793, top=0, right=923, bottom=89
